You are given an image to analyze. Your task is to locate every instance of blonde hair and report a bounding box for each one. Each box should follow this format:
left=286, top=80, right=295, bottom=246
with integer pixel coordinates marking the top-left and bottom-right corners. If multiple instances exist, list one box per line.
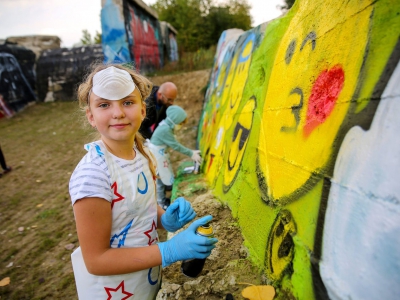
left=77, top=63, right=157, bottom=179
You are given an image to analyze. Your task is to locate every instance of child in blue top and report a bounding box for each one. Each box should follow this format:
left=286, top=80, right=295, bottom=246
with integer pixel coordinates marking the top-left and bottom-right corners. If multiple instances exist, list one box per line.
left=69, top=64, right=217, bottom=299
left=148, top=105, right=202, bottom=210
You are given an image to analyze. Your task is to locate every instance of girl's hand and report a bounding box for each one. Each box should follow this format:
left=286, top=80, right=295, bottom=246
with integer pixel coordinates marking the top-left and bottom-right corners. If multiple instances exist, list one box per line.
left=161, top=197, right=196, bottom=232
left=158, top=215, right=218, bottom=267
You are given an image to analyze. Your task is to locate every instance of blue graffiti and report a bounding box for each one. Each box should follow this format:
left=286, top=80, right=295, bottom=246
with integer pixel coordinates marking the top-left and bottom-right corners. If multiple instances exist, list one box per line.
left=137, top=171, right=148, bottom=194
left=238, top=33, right=256, bottom=63
left=110, top=219, right=133, bottom=248
left=101, top=0, right=131, bottom=63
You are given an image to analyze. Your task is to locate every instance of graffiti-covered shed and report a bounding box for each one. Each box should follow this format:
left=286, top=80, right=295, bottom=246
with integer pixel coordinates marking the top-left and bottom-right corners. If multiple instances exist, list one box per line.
left=101, top=0, right=178, bottom=73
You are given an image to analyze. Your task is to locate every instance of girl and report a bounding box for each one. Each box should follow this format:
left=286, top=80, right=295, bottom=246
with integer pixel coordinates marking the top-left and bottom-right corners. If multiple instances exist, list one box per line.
left=147, top=105, right=202, bottom=210
left=69, top=64, right=217, bottom=299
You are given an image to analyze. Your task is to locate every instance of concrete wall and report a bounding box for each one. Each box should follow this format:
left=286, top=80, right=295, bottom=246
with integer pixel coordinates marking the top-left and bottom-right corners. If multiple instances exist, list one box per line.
left=36, top=45, right=104, bottom=101
left=198, top=0, right=400, bottom=299
left=5, top=35, right=61, bottom=59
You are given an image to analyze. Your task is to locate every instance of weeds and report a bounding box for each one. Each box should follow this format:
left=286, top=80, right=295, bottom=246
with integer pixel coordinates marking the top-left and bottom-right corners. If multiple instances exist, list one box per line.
left=148, top=46, right=215, bottom=76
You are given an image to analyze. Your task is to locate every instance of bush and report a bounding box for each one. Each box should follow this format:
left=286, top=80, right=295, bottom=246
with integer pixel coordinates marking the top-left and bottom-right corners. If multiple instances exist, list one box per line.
left=153, top=46, right=216, bottom=75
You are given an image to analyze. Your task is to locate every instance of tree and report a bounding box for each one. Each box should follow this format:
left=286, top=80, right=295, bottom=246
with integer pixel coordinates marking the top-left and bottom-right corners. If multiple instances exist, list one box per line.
left=278, top=0, right=295, bottom=12
left=153, top=0, right=206, bottom=51
left=80, top=29, right=92, bottom=45
left=152, top=0, right=252, bottom=51
left=94, top=31, right=102, bottom=44
left=203, top=0, right=251, bottom=47
left=80, top=30, right=102, bottom=45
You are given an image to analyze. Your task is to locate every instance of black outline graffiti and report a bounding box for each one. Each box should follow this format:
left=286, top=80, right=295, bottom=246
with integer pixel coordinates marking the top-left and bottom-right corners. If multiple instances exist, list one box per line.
left=285, top=39, right=296, bottom=64
left=223, top=95, right=257, bottom=193
left=300, top=31, right=316, bottom=51
left=285, top=31, right=316, bottom=66
left=265, top=209, right=297, bottom=281
left=281, top=87, right=304, bottom=132
left=228, top=122, right=251, bottom=171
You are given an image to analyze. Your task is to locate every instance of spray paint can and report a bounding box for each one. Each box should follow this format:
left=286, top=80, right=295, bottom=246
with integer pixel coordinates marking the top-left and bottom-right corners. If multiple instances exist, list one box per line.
left=181, top=223, right=214, bottom=278
left=193, top=153, right=201, bottom=174
left=193, top=160, right=200, bottom=174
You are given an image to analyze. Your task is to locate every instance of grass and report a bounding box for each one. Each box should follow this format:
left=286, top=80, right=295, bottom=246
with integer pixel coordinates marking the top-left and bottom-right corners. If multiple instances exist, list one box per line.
left=148, top=46, right=216, bottom=77
left=0, top=100, right=203, bottom=299
left=0, top=102, right=87, bottom=299
left=0, top=69, right=213, bottom=299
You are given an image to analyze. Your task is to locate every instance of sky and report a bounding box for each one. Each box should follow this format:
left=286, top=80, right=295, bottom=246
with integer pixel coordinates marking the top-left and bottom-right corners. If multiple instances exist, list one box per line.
left=0, top=0, right=285, bottom=48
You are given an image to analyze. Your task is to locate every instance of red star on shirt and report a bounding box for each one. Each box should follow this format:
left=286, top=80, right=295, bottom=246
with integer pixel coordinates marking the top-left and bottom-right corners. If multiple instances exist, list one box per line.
left=163, top=160, right=169, bottom=167
left=104, top=280, right=133, bottom=300
left=144, top=220, right=158, bottom=245
left=111, top=181, right=125, bottom=208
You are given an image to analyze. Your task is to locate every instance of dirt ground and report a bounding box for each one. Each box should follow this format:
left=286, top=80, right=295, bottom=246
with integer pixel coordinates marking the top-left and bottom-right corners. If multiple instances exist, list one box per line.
left=0, top=69, right=263, bottom=300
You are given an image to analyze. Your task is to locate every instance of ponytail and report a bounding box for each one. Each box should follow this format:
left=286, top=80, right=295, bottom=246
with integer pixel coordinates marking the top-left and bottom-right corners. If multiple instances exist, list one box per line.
left=134, top=133, right=157, bottom=180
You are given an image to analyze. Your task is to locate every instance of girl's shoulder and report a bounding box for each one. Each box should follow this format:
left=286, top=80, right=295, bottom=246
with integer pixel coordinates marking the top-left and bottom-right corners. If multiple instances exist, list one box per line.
left=71, top=151, right=109, bottom=184
left=71, top=141, right=109, bottom=176
left=80, top=143, right=108, bottom=166
left=69, top=144, right=113, bottom=205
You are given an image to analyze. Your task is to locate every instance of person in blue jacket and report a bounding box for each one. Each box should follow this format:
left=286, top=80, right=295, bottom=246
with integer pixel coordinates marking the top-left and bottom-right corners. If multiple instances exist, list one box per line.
left=148, top=105, right=202, bottom=210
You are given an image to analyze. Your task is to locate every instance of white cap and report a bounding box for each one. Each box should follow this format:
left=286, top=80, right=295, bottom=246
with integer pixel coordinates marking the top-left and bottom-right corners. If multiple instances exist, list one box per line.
left=92, top=66, right=136, bottom=100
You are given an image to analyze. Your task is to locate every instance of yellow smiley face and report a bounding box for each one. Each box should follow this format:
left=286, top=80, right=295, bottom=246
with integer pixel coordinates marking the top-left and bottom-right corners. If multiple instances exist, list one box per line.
left=205, top=34, right=256, bottom=187
left=265, top=210, right=297, bottom=281
left=223, top=96, right=256, bottom=190
left=221, top=34, right=255, bottom=130
left=258, top=0, right=374, bottom=203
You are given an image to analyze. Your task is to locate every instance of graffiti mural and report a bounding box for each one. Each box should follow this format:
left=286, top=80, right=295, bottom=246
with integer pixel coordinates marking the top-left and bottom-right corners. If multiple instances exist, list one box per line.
left=168, top=33, right=178, bottom=62
left=198, top=0, right=400, bottom=299
left=124, top=1, right=162, bottom=72
left=0, top=44, right=36, bottom=91
left=0, top=52, right=36, bottom=114
left=101, top=0, right=168, bottom=73
left=101, top=0, right=131, bottom=63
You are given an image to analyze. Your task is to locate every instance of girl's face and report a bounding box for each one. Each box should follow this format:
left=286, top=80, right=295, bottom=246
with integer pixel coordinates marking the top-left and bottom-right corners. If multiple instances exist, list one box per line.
left=86, top=87, right=145, bottom=145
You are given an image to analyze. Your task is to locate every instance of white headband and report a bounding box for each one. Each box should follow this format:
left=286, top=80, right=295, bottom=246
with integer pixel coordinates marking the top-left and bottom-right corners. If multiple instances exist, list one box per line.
left=92, top=66, right=139, bottom=100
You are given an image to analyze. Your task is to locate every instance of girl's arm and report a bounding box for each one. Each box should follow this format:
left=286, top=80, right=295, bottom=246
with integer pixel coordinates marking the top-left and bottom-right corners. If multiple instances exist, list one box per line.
left=157, top=205, right=166, bottom=230
left=73, top=197, right=162, bottom=276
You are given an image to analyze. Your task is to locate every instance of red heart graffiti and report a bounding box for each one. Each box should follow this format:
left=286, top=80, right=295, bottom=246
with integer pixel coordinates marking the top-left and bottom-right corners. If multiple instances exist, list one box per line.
left=303, top=65, right=345, bottom=137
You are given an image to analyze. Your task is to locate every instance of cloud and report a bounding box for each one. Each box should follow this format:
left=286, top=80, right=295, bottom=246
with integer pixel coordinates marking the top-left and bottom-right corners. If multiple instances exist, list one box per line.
left=0, top=0, right=101, bottom=47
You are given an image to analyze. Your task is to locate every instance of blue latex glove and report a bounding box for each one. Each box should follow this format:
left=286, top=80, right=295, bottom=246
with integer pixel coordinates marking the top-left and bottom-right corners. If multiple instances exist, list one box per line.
left=161, top=197, right=196, bottom=232
left=157, top=215, right=218, bottom=267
